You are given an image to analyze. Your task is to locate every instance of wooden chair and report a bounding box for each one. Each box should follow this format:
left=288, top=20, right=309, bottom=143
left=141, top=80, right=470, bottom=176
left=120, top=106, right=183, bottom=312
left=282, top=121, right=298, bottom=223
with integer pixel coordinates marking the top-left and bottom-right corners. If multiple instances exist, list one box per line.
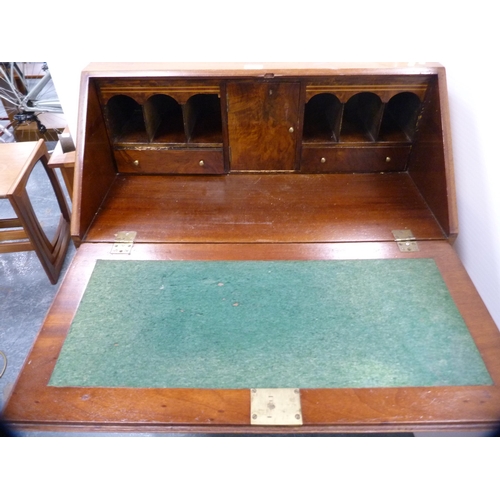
left=0, top=139, right=71, bottom=284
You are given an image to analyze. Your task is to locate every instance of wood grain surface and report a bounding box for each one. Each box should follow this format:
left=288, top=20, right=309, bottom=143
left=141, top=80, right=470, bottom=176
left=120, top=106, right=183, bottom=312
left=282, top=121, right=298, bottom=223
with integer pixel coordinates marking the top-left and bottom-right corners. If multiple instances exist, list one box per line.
left=227, top=82, right=300, bottom=171
left=82, top=172, right=446, bottom=244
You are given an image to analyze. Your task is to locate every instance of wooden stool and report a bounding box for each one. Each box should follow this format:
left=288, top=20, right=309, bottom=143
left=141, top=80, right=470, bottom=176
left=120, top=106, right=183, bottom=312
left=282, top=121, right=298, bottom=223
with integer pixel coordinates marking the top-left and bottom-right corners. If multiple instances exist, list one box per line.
left=0, top=140, right=71, bottom=284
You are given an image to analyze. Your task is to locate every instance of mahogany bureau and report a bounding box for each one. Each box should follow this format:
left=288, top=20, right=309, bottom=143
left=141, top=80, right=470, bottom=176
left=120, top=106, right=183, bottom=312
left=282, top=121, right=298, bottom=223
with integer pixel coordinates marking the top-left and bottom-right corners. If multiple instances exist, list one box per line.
left=4, top=63, right=500, bottom=434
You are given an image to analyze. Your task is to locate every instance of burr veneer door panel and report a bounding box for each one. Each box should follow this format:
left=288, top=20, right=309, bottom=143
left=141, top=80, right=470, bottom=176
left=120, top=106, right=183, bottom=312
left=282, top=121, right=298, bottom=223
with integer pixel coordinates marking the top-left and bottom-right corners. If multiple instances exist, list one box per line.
left=226, top=81, right=300, bottom=171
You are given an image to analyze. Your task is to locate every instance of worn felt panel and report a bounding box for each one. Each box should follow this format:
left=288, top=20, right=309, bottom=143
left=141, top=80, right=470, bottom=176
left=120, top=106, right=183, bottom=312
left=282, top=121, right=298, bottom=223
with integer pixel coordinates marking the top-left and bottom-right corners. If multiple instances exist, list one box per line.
left=49, top=259, right=492, bottom=389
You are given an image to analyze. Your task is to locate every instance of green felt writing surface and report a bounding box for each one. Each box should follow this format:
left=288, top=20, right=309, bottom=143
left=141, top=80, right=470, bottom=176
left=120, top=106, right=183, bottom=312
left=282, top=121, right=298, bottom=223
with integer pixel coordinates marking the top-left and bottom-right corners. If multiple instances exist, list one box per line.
left=49, top=259, right=492, bottom=389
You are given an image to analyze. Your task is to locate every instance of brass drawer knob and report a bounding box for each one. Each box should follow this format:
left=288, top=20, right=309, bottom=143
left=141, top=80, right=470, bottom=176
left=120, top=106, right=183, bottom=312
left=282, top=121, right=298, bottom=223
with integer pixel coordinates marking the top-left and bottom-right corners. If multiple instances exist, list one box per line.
left=289, top=127, right=294, bottom=133
left=320, top=157, right=326, bottom=163
left=133, top=160, right=139, bottom=166
left=386, top=157, right=391, bottom=162
left=199, top=160, right=205, bottom=167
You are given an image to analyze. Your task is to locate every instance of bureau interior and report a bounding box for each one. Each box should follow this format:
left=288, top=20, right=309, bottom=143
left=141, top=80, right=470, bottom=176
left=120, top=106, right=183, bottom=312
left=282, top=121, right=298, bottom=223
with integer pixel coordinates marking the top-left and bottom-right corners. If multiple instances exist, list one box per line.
left=72, top=71, right=455, bottom=246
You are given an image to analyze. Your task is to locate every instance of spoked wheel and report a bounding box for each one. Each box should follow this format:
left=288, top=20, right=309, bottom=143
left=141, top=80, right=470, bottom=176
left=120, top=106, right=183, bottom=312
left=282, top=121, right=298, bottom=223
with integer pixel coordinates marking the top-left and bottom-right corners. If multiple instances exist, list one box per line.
left=0, top=62, right=66, bottom=143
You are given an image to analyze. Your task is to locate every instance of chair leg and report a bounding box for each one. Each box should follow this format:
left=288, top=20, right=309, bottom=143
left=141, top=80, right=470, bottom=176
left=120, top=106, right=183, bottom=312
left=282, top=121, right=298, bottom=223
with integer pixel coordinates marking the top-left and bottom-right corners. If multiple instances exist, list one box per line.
left=8, top=140, right=71, bottom=284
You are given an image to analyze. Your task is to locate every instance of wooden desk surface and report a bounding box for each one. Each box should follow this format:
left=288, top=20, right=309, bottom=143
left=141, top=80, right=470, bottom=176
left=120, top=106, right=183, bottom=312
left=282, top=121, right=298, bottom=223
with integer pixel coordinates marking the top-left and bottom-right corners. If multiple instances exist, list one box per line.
left=4, top=241, right=500, bottom=434
left=82, top=172, right=446, bottom=244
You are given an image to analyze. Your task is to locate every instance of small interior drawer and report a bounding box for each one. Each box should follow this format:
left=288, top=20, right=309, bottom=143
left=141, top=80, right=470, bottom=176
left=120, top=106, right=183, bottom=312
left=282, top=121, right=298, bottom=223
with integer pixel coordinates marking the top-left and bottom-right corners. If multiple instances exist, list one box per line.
left=114, top=148, right=225, bottom=174
left=300, top=145, right=412, bottom=173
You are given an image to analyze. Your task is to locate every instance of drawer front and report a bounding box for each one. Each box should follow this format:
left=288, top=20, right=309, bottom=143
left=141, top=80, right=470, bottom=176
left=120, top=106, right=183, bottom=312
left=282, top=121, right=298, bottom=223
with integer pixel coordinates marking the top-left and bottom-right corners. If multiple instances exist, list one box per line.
left=114, top=149, right=225, bottom=174
left=301, top=145, right=411, bottom=173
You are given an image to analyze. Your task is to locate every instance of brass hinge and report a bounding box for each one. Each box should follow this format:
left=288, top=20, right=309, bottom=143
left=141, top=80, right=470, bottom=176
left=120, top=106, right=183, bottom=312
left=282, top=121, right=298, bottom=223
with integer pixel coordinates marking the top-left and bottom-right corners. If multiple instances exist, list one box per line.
left=250, top=388, right=303, bottom=426
left=392, top=229, right=419, bottom=252
left=111, top=231, right=137, bottom=254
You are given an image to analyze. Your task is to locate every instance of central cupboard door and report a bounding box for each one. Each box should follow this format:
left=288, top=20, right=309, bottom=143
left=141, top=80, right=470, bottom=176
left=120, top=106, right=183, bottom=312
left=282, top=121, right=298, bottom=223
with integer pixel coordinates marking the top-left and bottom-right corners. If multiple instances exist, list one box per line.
left=227, top=81, right=300, bottom=171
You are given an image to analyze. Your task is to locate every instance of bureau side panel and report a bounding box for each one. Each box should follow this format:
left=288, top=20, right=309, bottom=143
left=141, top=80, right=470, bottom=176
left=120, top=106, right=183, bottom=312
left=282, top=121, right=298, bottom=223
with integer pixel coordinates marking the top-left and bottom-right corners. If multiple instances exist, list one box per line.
left=407, top=71, right=457, bottom=239
left=72, top=76, right=117, bottom=245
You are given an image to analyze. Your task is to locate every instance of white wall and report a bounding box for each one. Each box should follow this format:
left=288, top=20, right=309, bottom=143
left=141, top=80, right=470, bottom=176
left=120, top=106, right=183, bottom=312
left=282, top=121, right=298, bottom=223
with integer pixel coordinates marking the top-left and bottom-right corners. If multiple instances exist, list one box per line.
left=8, top=0, right=500, bottom=327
